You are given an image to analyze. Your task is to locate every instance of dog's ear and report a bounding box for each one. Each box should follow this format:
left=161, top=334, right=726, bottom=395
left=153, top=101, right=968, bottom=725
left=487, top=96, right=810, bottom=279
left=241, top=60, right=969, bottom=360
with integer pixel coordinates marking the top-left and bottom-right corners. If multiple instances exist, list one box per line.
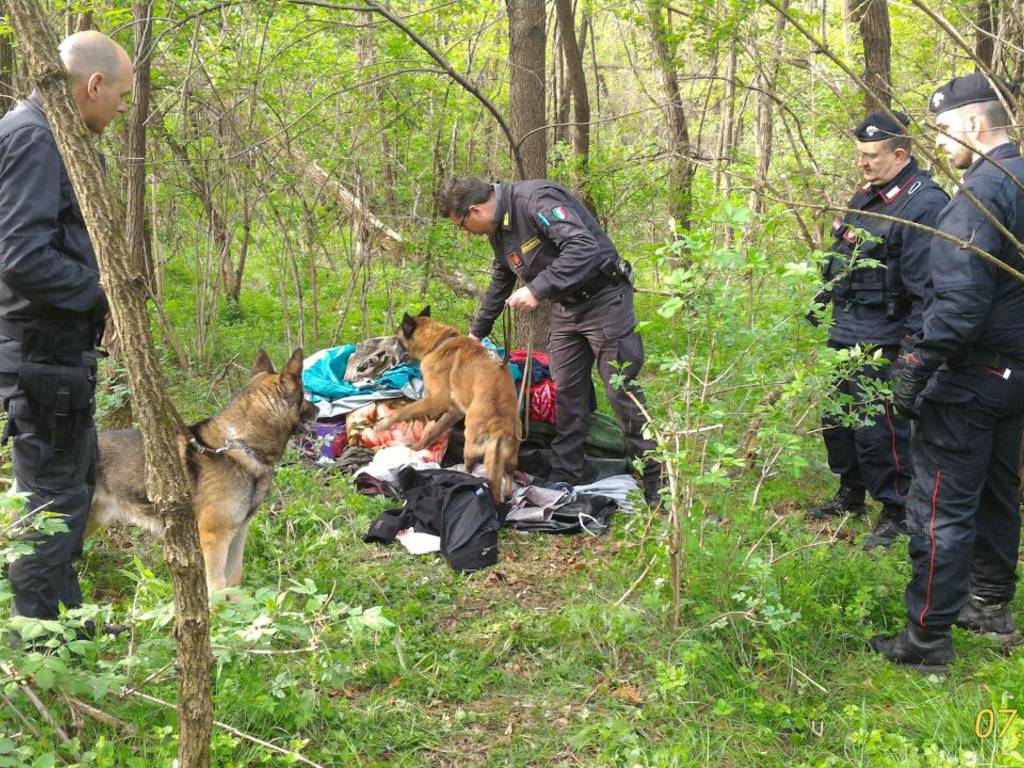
left=400, top=312, right=417, bottom=339
left=283, top=348, right=304, bottom=382
left=252, top=349, right=275, bottom=375
left=418, top=305, right=431, bottom=317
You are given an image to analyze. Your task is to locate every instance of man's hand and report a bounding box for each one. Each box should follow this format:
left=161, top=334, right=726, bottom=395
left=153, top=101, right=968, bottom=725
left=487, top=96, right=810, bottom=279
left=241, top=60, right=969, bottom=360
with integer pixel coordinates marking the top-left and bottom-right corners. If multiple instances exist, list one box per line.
left=892, top=351, right=932, bottom=419
left=506, top=286, right=539, bottom=311
left=805, top=289, right=831, bottom=327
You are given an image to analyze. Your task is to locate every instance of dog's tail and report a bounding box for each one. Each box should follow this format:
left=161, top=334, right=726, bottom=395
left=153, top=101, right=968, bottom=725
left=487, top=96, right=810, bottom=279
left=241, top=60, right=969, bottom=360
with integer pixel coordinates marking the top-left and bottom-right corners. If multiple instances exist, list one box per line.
left=484, top=432, right=518, bottom=506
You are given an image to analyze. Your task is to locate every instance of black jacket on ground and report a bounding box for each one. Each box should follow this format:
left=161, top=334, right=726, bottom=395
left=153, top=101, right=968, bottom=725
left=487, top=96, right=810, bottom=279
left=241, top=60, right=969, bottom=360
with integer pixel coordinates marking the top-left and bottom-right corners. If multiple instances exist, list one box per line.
left=471, top=180, right=620, bottom=339
left=0, top=93, right=106, bottom=369
left=917, top=143, right=1024, bottom=367
left=824, top=158, right=948, bottom=347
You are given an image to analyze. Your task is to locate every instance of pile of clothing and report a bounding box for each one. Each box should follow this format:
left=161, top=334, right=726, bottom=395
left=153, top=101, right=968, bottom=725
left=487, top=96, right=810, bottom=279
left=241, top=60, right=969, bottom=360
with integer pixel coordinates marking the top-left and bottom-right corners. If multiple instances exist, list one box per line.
left=300, top=335, right=641, bottom=573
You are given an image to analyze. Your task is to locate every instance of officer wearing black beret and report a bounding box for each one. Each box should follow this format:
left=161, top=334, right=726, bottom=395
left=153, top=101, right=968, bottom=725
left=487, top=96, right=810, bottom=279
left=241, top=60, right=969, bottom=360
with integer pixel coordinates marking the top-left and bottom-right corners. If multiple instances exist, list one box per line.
left=807, top=111, right=948, bottom=550
left=438, top=176, right=663, bottom=505
left=873, top=73, right=1024, bottom=671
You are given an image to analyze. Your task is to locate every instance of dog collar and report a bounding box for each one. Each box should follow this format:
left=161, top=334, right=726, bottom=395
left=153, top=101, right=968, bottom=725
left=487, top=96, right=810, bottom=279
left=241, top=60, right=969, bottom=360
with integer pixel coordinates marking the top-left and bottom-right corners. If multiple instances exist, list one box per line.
left=189, top=435, right=270, bottom=468
left=428, top=332, right=459, bottom=354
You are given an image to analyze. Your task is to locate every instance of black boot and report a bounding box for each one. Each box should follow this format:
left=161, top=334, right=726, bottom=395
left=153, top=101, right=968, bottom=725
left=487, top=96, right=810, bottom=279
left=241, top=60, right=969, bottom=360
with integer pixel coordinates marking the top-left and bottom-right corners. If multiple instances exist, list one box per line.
left=955, top=595, right=1021, bottom=642
left=863, top=504, right=909, bottom=549
left=807, top=485, right=866, bottom=520
left=870, top=622, right=954, bottom=673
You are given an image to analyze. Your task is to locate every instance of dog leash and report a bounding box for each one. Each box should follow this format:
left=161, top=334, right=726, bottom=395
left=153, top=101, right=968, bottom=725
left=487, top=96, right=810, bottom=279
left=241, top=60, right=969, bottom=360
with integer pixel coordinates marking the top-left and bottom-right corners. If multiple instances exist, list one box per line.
left=508, top=305, right=533, bottom=442
left=500, top=304, right=512, bottom=367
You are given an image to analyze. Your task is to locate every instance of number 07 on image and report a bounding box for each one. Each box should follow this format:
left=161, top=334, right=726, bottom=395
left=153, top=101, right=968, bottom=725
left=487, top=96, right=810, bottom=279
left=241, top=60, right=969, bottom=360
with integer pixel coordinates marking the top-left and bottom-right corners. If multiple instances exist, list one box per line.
left=975, top=708, right=1019, bottom=738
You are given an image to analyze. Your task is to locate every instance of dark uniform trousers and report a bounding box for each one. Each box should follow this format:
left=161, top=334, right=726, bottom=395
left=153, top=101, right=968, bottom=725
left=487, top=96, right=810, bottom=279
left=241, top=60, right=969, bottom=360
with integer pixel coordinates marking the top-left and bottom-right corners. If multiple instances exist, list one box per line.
left=547, top=284, right=656, bottom=483
left=1, top=370, right=97, bottom=619
left=822, top=342, right=911, bottom=506
left=905, top=366, right=1024, bottom=628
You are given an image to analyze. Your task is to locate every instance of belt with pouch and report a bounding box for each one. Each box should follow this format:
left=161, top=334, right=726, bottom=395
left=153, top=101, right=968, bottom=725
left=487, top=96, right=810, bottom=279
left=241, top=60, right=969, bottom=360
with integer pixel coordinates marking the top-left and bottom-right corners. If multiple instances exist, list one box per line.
left=948, top=347, right=1024, bottom=371
left=560, top=275, right=619, bottom=306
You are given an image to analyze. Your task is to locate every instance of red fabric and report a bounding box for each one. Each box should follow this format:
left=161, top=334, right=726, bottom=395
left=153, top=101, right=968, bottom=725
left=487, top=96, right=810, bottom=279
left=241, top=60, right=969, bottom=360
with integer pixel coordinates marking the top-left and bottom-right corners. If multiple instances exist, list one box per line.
left=528, top=379, right=557, bottom=424
left=345, top=400, right=449, bottom=463
left=509, top=350, right=550, bottom=367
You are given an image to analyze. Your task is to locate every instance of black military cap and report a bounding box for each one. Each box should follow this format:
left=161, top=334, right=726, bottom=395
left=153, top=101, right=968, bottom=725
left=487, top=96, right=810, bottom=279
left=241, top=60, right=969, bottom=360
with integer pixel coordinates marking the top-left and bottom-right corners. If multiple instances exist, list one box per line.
left=853, top=111, right=910, bottom=142
left=929, top=72, right=1017, bottom=115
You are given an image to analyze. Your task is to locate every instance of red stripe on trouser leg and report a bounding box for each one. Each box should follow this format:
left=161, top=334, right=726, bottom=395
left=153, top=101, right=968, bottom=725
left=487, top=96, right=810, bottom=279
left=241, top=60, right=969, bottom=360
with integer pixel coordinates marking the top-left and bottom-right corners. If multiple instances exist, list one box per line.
left=917, top=470, right=942, bottom=627
left=885, top=403, right=903, bottom=495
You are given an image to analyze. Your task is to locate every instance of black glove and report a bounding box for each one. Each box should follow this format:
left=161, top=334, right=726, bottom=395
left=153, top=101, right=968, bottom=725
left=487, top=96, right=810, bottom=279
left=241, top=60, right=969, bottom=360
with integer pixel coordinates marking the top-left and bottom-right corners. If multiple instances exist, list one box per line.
left=805, top=289, right=831, bottom=327
left=892, top=351, right=932, bottom=419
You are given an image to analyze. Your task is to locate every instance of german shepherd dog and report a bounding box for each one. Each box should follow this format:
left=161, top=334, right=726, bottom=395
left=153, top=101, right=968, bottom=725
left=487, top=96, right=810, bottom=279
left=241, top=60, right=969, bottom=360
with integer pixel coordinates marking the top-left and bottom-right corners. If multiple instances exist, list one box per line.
left=88, top=349, right=316, bottom=594
left=376, top=307, right=520, bottom=505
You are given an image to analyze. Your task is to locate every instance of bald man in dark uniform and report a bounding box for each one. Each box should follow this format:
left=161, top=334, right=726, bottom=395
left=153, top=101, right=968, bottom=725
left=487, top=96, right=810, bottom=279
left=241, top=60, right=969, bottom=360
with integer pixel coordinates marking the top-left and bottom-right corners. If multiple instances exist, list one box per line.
left=0, top=31, right=132, bottom=622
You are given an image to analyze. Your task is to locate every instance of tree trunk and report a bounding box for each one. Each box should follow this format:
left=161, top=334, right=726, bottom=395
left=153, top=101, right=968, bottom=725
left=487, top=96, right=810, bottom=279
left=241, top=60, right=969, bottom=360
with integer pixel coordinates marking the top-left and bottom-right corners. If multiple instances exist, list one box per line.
left=714, top=42, right=737, bottom=196
left=507, top=0, right=550, bottom=353
left=554, top=0, right=595, bottom=214
left=849, top=0, right=892, bottom=111
left=506, top=0, right=547, bottom=178
left=976, top=0, right=997, bottom=70
left=126, top=1, right=155, bottom=288
left=644, top=0, right=694, bottom=232
left=104, top=0, right=156, bottom=430
left=749, top=2, right=787, bottom=221
left=0, top=2, right=15, bottom=108
left=6, top=8, right=213, bottom=768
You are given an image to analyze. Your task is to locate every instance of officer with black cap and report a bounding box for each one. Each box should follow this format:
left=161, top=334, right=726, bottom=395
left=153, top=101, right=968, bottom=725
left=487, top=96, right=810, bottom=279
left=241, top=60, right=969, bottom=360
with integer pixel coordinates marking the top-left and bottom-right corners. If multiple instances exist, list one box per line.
left=807, top=110, right=948, bottom=550
left=438, top=176, right=663, bottom=505
left=0, top=32, right=132, bottom=624
left=872, top=73, right=1024, bottom=672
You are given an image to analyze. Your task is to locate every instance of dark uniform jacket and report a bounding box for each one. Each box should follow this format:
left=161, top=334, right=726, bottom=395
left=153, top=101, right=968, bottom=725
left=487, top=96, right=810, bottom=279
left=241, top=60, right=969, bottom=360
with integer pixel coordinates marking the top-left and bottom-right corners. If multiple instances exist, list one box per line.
left=824, top=158, right=948, bottom=347
left=0, top=93, right=106, bottom=369
left=470, top=180, right=625, bottom=339
left=918, top=142, right=1024, bottom=367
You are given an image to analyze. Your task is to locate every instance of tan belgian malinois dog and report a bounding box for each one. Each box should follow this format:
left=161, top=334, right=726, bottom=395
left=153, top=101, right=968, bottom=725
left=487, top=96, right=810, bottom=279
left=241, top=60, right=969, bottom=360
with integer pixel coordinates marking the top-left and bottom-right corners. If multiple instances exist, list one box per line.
left=376, top=307, right=520, bottom=505
left=88, top=349, right=315, bottom=594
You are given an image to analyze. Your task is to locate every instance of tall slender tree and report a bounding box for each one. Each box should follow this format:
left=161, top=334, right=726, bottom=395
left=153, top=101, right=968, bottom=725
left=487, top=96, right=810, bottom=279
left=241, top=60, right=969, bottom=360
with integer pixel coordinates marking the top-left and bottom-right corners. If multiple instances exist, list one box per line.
left=644, top=0, right=693, bottom=232
left=506, top=0, right=550, bottom=351
left=554, top=0, right=595, bottom=213
left=848, top=0, right=892, bottom=111
left=5, top=8, right=213, bottom=766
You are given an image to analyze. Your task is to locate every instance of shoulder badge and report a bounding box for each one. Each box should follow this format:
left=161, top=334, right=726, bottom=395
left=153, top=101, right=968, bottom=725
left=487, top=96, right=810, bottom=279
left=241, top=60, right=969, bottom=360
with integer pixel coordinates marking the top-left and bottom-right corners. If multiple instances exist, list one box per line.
left=551, top=206, right=568, bottom=220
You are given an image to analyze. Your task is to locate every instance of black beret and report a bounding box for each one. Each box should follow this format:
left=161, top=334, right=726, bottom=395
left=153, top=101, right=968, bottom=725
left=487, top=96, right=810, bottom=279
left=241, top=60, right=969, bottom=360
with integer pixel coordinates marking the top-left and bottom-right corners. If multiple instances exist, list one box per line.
left=853, top=111, right=910, bottom=142
left=929, top=72, right=1018, bottom=115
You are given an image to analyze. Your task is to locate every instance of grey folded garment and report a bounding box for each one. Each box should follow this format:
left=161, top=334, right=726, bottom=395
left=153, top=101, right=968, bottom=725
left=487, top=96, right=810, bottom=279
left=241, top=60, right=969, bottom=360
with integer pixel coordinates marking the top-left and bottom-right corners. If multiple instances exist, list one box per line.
left=506, top=484, right=571, bottom=522
left=344, top=336, right=410, bottom=383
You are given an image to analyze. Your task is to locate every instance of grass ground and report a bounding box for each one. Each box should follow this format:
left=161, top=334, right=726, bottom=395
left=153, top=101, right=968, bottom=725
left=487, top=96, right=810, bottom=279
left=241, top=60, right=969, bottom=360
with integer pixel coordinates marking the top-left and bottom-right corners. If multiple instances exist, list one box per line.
left=6, top=441, right=1019, bottom=768
left=2, top=291, right=1023, bottom=767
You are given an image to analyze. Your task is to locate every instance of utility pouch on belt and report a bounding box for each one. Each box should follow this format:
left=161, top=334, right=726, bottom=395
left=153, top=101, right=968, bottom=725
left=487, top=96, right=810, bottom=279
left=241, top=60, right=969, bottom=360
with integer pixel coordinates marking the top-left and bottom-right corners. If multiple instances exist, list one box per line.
left=599, top=257, right=634, bottom=286
left=16, top=362, right=94, bottom=451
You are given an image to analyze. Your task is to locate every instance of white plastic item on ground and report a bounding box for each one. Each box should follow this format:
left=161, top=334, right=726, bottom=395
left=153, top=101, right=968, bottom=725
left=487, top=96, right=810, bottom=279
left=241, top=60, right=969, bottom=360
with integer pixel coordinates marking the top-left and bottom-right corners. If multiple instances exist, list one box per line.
left=354, top=444, right=440, bottom=484
left=396, top=528, right=441, bottom=554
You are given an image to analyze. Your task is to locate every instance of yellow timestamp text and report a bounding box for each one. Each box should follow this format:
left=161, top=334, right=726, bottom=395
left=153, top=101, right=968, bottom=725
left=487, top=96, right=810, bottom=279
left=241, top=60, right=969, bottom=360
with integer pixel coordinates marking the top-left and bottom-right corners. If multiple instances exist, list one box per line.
left=976, top=708, right=1019, bottom=739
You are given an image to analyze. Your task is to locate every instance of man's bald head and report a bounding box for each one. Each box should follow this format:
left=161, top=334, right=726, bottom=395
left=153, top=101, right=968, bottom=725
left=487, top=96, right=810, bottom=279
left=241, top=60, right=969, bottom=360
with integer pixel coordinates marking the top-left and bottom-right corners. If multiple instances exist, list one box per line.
left=59, top=30, right=131, bottom=83
left=57, top=31, right=133, bottom=135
